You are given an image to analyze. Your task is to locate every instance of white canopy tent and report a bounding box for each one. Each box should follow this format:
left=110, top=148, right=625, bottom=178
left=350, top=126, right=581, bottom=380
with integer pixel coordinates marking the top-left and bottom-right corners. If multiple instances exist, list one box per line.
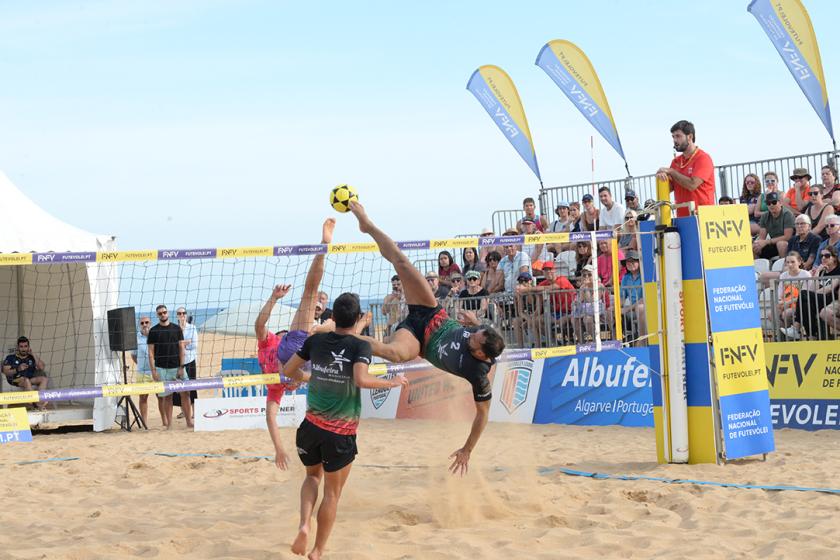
left=0, top=171, right=120, bottom=430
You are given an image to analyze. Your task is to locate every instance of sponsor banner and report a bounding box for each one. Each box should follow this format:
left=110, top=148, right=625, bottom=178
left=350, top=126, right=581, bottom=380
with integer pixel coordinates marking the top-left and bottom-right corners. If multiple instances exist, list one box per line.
left=33, top=252, right=97, bottom=264
left=532, top=348, right=655, bottom=427
left=0, top=407, right=32, bottom=443
left=217, top=246, right=274, bottom=258
left=396, top=240, right=431, bottom=251
left=489, top=358, right=544, bottom=423
left=361, top=370, right=402, bottom=420
left=194, top=395, right=306, bottom=432
left=0, top=390, right=42, bottom=405
left=466, top=65, right=542, bottom=181
left=327, top=242, right=378, bottom=254
left=712, top=329, right=768, bottom=398
left=158, top=248, right=217, bottom=260
left=97, top=250, right=158, bottom=262
left=0, top=232, right=614, bottom=268
left=102, top=382, right=164, bottom=398
left=718, top=390, right=775, bottom=457
left=698, top=205, right=773, bottom=459
left=395, top=367, right=477, bottom=421
left=765, top=341, right=840, bottom=430
left=0, top=253, right=33, bottom=266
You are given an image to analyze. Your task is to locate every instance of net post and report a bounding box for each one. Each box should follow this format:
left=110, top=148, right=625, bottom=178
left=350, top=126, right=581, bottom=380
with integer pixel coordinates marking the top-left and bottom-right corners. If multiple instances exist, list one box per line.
left=611, top=236, right=622, bottom=342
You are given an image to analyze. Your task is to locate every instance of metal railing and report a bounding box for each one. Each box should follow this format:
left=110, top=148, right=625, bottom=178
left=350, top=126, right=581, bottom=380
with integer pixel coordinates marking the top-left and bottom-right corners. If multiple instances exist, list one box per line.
left=366, top=284, right=646, bottom=349
left=533, top=149, right=838, bottom=219
left=760, top=276, right=840, bottom=342
left=491, top=209, right=525, bottom=235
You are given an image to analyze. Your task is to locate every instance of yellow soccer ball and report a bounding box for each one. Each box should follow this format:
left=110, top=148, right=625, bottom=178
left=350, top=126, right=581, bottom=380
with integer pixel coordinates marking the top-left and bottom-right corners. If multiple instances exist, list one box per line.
left=330, top=184, right=358, bottom=213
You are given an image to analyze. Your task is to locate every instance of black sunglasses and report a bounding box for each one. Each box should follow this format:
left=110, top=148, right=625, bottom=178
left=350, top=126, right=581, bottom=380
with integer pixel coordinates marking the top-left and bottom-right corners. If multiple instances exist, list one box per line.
left=821, top=253, right=832, bottom=259
left=768, top=200, right=780, bottom=206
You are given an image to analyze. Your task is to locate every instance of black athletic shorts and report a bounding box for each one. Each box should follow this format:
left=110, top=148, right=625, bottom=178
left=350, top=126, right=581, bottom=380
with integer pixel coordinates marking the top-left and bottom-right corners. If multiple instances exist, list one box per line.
left=396, top=304, right=444, bottom=350
left=296, top=419, right=357, bottom=472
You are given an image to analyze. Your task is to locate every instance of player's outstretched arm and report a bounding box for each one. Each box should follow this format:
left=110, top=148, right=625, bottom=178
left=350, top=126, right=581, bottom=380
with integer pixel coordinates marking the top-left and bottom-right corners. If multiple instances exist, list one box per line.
left=353, top=363, right=408, bottom=390
left=449, top=391, right=492, bottom=477
left=255, top=284, right=291, bottom=341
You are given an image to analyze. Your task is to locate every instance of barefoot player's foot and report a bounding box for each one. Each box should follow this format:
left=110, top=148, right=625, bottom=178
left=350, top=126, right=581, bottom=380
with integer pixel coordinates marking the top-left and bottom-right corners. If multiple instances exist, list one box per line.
left=308, top=548, right=322, bottom=560
left=291, top=526, right=309, bottom=556
left=348, top=201, right=373, bottom=234
left=356, top=311, right=372, bottom=334
left=321, top=218, right=336, bottom=244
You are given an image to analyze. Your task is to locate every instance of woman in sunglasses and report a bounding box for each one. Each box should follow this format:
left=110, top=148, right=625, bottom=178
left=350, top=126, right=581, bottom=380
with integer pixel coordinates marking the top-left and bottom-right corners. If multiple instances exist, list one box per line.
left=782, top=246, right=840, bottom=340
left=755, top=171, right=780, bottom=221
left=740, top=173, right=762, bottom=236
left=800, top=182, right=833, bottom=239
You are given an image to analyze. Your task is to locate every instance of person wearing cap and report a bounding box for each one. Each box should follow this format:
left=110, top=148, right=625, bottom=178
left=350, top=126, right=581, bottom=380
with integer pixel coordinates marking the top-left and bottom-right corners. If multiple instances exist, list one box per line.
left=624, top=190, right=642, bottom=213
left=753, top=191, right=794, bottom=259
left=550, top=201, right=571, bottom=233
left=458, top=269, right=490, bottom=319
left=656, top=120, right=716, bottom=217
left=783, top=167, right=813, bottom=215
left=597, top=186, right=626, bottom=231
left=444, top=272, right=466, bottom=311
left=620, top=251, right=645, bottom=344
left=425, top=271, right=450, bottom=299
left=580, top=193, right=599, bottom=231
left=516, top=197, right=549, bottom=233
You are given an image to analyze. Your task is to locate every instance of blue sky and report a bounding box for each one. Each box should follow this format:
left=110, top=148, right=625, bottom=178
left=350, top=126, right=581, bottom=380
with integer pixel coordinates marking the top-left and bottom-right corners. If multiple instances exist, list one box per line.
left=1, top=0, right=838, bottom=250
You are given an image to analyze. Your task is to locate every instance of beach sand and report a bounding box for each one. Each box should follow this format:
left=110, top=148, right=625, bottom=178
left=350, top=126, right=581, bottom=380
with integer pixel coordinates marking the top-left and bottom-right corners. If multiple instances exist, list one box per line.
left=3, top=415, right=840, bottom=559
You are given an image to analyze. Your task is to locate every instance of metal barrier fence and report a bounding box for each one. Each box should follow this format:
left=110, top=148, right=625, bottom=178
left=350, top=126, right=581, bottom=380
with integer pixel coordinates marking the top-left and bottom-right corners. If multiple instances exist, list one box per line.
left=367, top=284, right=646, bottom=350
left=535, top=149, right=839, bottom=219
left=760, top=276, right=840, bottom=342
left=718, top=150, right=838, bottom=200
left=491, top=209, right=524, bottom=235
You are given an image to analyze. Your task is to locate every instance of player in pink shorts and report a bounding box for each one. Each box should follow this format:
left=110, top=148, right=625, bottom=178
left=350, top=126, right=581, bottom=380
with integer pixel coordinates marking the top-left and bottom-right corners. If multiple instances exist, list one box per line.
left=260, top=218, right=337, bottom=469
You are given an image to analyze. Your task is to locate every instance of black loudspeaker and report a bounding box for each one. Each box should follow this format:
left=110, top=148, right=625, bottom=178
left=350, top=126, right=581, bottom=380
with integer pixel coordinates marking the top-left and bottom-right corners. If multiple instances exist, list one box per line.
left=107, top=307, right=138, bottom=352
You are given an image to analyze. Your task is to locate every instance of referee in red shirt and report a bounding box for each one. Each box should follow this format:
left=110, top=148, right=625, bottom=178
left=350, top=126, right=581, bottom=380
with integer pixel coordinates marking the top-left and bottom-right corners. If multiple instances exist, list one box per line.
left=656, top=120, right=716, bottom=217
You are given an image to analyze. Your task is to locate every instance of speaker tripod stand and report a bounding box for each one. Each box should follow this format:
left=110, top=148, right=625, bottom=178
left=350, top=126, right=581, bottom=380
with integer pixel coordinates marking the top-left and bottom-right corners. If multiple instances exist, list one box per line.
left=115, top=350, right=147, bottom=431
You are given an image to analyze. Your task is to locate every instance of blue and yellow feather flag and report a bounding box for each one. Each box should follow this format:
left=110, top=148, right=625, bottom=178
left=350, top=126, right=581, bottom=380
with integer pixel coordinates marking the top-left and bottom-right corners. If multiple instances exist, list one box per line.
left=748, top=0, right=834, bottom=144
left=466, top=65, right=542, bottom=182
left=535, top=40, right=627, bottom=169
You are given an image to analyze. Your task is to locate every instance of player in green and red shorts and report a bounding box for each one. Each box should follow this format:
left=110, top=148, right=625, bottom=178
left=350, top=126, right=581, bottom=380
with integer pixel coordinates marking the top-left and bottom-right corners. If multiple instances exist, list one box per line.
left=348, top=201, right=505, bottom=476
left=283, top=292, right=407, bottom=560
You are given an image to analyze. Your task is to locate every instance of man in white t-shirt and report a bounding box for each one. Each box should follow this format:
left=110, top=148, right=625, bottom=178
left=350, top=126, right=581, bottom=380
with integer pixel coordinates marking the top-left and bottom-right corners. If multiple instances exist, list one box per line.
left=598, top=186, right=626, bottom=231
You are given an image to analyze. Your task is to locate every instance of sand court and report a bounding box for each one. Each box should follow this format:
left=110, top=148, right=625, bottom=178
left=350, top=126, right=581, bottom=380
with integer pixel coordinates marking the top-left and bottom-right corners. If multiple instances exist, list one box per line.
left=3, top=419, right=840, bottom=559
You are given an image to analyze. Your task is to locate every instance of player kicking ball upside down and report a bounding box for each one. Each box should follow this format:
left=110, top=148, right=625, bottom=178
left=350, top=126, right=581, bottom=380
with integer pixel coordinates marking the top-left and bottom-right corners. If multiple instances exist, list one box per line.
left=348, top=200, right=505, bottom=476
left=283, top=292, right=408, bottom=559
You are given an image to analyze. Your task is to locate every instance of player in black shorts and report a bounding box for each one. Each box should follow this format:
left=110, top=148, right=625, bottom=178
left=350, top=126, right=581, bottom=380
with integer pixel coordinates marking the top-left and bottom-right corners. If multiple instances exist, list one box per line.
left=348, top=201, right=505, bottom=476
left=283, top=292, right=407, bottom=559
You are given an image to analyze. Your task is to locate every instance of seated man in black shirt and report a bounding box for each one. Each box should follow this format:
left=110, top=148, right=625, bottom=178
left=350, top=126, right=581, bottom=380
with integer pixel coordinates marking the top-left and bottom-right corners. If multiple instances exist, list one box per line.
left=2, top=336, right=49, bottom=409
left=349, top=201, right=505, bottom=475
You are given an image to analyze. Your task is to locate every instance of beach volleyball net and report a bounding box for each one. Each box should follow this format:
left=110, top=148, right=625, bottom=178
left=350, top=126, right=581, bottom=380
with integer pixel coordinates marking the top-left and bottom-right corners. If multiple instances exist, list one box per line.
left=0, top=231, right=644, bottom=394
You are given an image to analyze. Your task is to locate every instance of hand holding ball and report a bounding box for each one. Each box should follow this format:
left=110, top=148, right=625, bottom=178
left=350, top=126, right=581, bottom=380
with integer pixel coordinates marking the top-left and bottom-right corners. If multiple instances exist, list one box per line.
left=330, top=184, right=358, bottom=213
